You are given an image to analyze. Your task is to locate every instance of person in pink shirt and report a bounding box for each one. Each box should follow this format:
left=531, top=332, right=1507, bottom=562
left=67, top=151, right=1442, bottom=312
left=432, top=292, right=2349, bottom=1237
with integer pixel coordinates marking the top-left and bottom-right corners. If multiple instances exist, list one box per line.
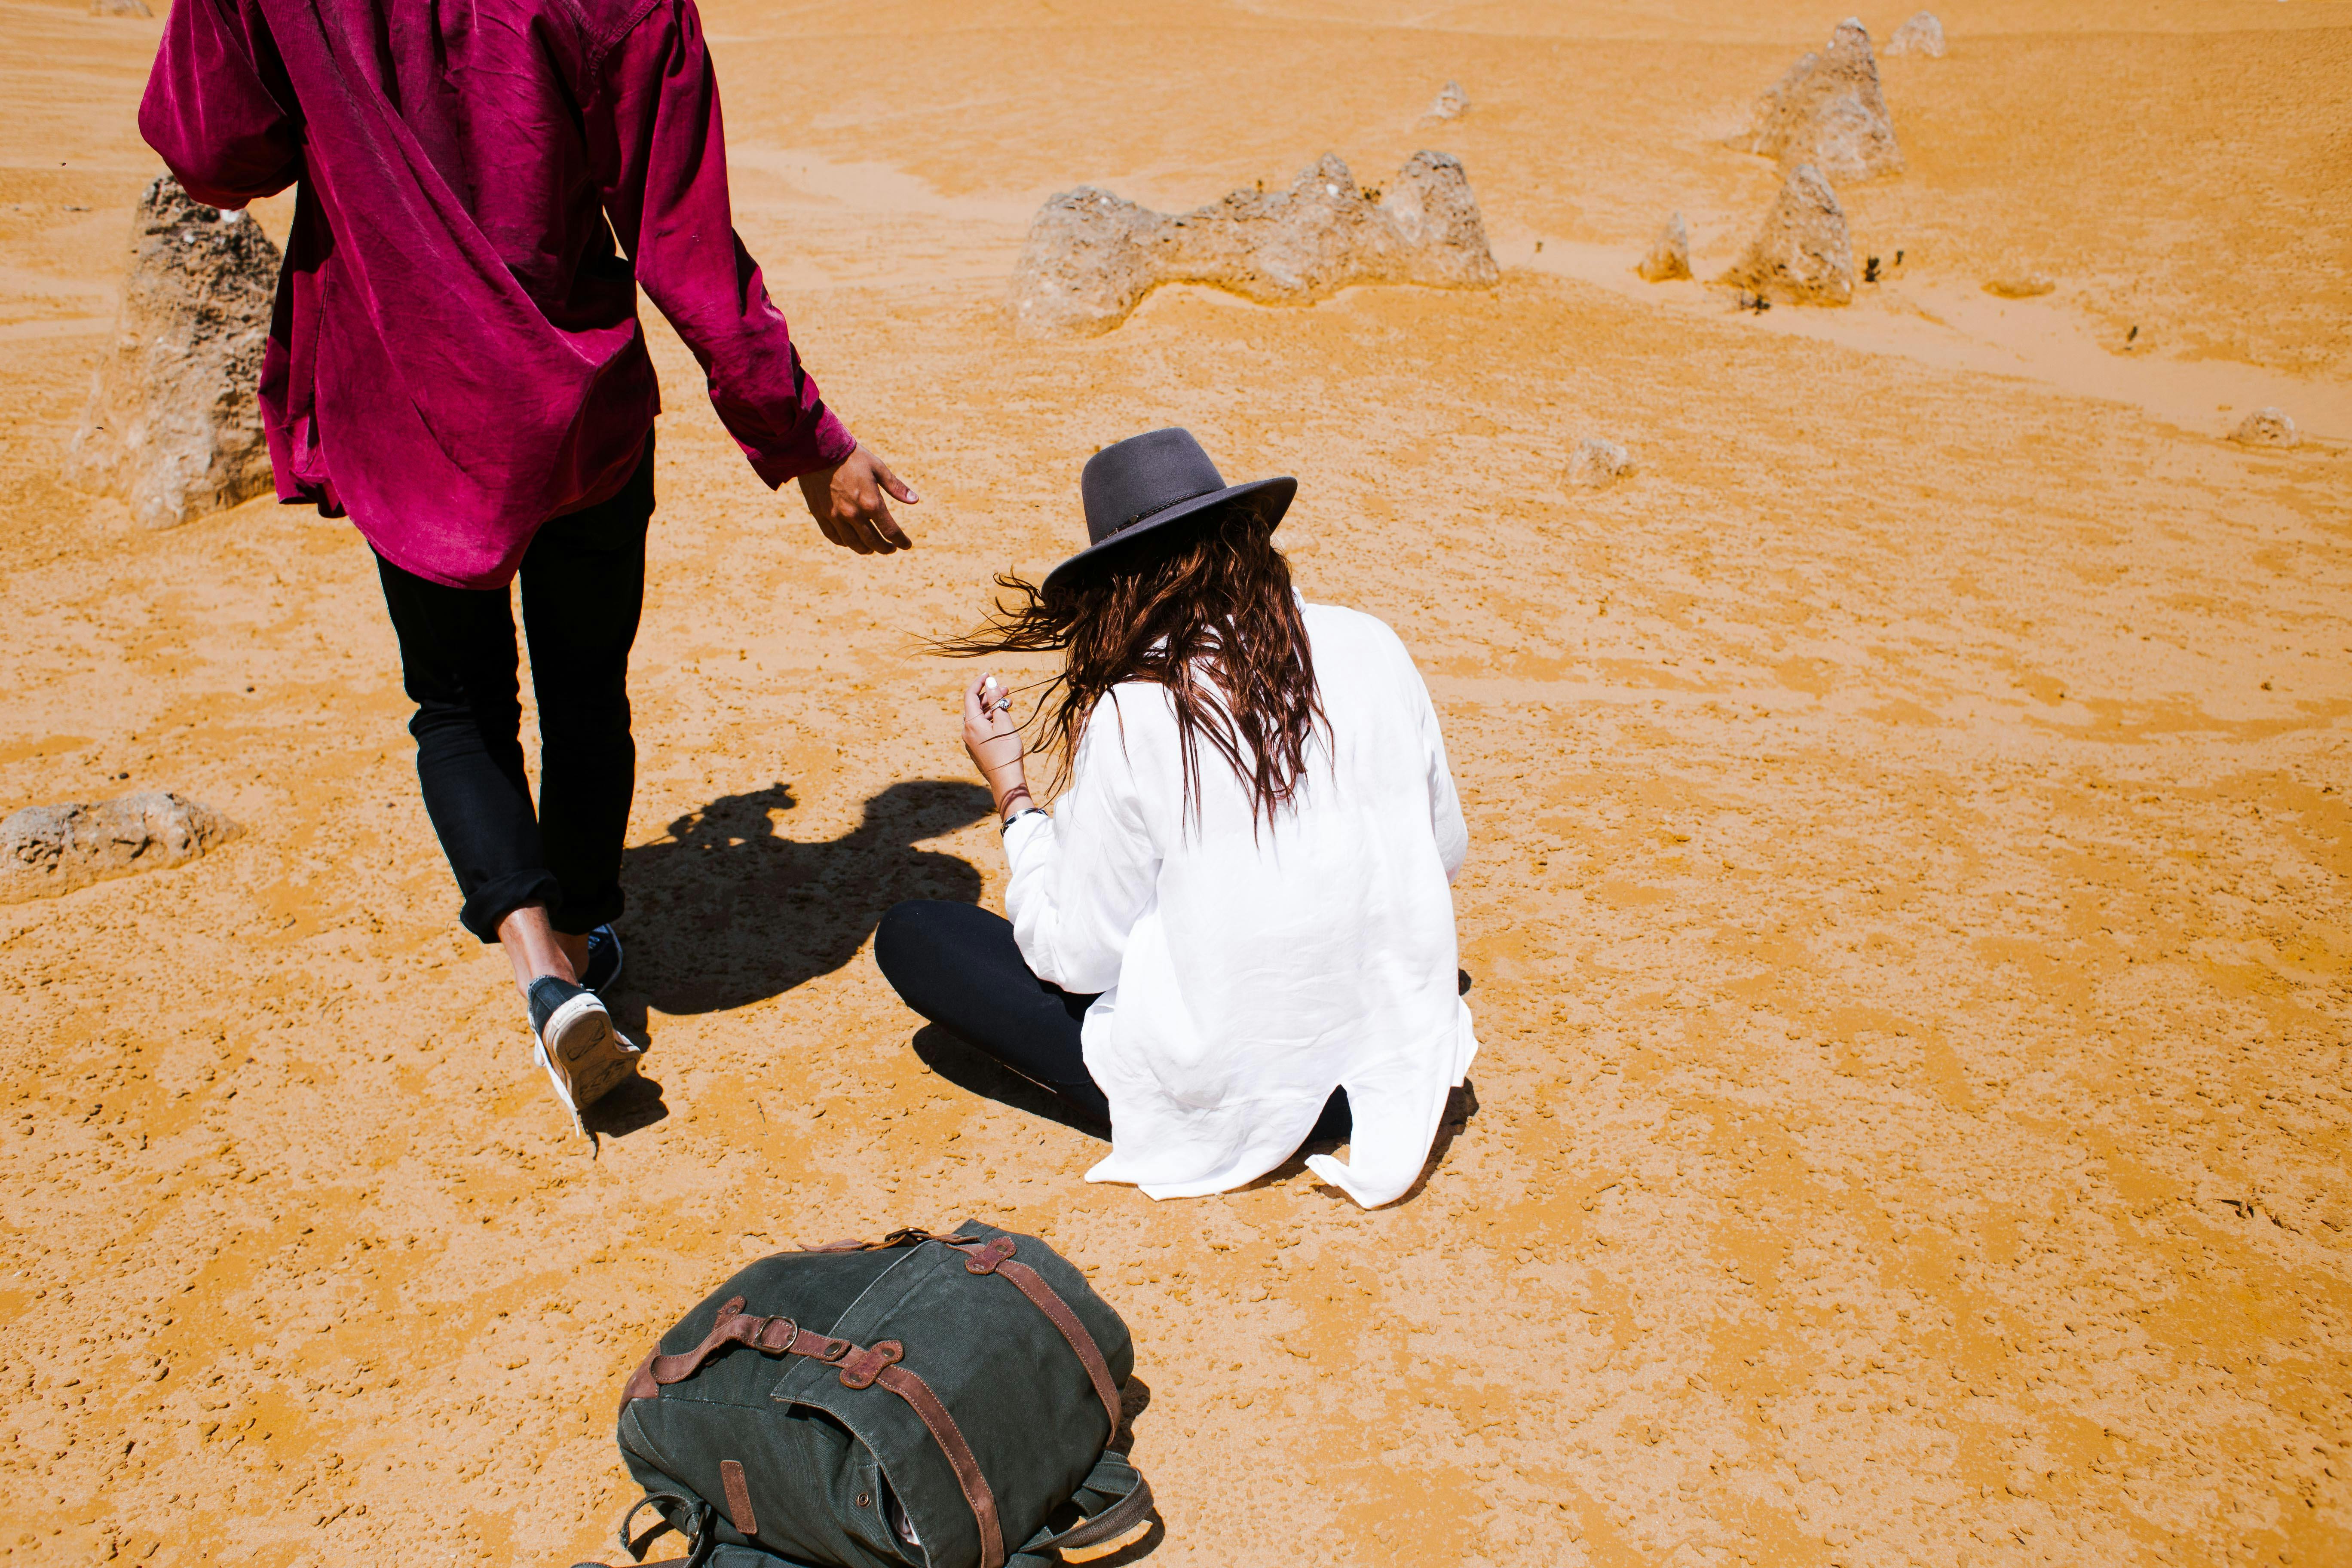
left=139, top=0, right=916, bottom=1131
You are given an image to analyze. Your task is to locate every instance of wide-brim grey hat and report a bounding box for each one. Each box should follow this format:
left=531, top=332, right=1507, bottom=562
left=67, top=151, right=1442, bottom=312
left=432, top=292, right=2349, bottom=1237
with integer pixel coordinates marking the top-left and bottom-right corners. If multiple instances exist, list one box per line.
left=1044, top=428, right=1295, bottom=592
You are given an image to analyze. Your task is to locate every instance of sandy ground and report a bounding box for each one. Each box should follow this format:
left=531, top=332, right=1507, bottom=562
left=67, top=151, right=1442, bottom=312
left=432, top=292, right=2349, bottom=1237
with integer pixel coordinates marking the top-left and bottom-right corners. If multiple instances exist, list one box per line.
left=3, top=1, right=2350, bottom=1564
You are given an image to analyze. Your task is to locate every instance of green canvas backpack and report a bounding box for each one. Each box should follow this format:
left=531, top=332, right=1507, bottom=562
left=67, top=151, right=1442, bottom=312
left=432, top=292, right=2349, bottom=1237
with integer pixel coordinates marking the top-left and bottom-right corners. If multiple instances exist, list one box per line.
left=579, top=1221, right=1153, bottom=1568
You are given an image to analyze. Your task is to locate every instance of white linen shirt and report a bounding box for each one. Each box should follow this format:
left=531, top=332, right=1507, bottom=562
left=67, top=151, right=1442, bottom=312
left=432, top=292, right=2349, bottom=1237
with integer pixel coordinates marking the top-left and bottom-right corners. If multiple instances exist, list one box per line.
left=1001, top=600, right=1476, bottom=1207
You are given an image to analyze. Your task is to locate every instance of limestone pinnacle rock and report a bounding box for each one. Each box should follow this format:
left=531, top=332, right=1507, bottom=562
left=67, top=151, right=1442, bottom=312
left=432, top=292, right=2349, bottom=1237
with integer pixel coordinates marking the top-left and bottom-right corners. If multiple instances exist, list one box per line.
left=1743, top=18, right=1903, bottom=182
left=1718, top=163, right=1855, bottom=306
left=1009, top=151, right=1500, bottom=337
left=1, top=792, right=243, bottom=903
left=66, top=174, right=281, bottom=530
left=1636, top=212, right=1692, bottom=282
left=1886, top=12, right=1946, bottom=57
left=1427, top=81, right=1468, bottom=121
left=2230, top=408, right=2298, bottom=448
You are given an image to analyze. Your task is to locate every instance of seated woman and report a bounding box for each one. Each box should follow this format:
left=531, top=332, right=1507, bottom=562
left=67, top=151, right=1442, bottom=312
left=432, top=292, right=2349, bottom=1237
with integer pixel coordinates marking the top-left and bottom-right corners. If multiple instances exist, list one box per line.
left=874, top=428, right=1475, bottom=1208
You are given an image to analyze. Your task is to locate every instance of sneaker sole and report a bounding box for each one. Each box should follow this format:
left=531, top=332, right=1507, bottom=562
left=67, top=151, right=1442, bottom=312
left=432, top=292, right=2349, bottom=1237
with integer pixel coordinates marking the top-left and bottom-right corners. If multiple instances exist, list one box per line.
left=536, top=992, right=642, bottom=1131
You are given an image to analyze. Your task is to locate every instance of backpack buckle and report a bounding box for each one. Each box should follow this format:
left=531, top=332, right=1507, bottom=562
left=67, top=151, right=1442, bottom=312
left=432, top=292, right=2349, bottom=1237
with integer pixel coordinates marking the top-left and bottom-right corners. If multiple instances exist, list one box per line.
left=838, top=1339, right=905, bottom=1390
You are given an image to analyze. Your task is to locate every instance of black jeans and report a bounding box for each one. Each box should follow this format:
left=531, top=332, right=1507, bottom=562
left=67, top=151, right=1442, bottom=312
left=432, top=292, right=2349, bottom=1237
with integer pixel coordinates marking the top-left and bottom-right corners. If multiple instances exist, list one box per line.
left=375, top=438, right=654, bottom=942
left=876, top=900, right=1110, bottom=1123
left=874, top=899, right=1350, bottom=1139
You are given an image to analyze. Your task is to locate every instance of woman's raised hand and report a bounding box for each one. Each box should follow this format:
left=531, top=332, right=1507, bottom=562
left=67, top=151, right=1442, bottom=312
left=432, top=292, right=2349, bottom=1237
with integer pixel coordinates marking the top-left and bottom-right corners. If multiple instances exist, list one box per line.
left=963, top=674, right=1032, bottom=820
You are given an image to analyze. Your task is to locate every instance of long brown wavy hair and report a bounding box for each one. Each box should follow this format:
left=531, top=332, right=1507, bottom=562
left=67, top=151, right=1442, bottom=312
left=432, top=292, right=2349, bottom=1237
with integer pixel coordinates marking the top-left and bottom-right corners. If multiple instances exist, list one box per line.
left=938, top=496, right=1326, bottom=826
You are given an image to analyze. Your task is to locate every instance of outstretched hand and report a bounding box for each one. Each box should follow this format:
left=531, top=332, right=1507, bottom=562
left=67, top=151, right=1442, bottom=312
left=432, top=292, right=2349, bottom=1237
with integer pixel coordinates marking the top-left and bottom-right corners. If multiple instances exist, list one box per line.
left=964, top=674, right=1032, bottom=821
left=797, top=444, right=916, bottom=554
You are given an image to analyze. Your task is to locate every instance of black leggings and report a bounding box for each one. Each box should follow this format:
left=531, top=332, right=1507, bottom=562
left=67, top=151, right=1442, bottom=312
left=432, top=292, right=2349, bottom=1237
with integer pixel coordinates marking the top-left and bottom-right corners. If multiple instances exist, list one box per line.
left=874, top=900, right=1349, bottom=1139
left=375, top=438, right=654, bottom=942
left=875, top=900, right=1109, bottom=1123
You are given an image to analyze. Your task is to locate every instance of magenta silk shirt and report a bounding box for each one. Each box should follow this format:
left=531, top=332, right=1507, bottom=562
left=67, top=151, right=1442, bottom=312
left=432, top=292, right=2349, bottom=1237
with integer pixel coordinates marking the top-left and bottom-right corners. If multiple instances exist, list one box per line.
left=139, top=0, right=857, bottom=588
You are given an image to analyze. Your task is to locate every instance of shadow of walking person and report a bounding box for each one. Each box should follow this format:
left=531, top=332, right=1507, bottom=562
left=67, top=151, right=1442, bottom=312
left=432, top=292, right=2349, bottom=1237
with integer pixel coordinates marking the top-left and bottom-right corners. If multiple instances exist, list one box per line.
left=620, top=779, right=995, bottom=1015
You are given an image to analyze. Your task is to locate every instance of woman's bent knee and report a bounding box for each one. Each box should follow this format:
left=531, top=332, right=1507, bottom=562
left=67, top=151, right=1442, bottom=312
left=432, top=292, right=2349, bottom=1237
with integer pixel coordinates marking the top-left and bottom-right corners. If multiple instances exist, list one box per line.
left=873, top=899, right=941, bottom=993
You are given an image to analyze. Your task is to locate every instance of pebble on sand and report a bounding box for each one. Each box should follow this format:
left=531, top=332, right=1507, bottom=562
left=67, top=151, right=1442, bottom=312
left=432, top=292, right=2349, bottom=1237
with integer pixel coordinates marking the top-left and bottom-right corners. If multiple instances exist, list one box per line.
left=1568, top=437, right=1635, bottom=489
left=1983, top=275, right=2056, bottom=298
left=1742, top=17, right=1904, bottom=183
left=2230, top=407, right=2298, bottom=448
left=1885, top=12, right=1946, bottom=57
left=1009, top=151, right=1500, bottom=337
left=66, top=174, right=279, bottom=530
left=1, top=791, right=242, bottom=903
left=1426, top=80, right=1468, bottom=121
left=1636, top=212, right=1692, bottom=282
left=1717, top=163, right=1855, bottom=307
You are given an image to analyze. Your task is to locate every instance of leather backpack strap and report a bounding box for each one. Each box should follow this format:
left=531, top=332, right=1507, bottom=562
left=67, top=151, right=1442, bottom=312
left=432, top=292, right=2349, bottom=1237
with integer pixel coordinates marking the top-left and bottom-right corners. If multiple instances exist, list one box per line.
left=615, top=1229, right=1123, bottom=1568
left=947, top=1236, right=1125, bottom=1441
left=804, top=1226, right=949, bottom=1253
left=874, top=1363, right=1006, bottom=1568
left=619, top=1297, right=1006, bottom=1568
left=622, top=1297, right=816, bottom=1403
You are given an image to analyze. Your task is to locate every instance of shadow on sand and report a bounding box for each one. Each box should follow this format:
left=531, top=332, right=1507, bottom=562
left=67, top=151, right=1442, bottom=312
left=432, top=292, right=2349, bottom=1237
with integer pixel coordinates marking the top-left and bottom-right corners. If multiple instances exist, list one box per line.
left=1239, top=1078, right=1479, bottom=1206
left=618, top=779, right=996, bottom=1017
left=911, top=1023, right=1110, bottom=1138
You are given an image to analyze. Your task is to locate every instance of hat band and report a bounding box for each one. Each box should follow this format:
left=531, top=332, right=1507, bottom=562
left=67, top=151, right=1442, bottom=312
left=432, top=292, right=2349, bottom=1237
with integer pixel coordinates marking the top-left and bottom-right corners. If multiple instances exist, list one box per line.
left=1112, top=482, right=1222, bottom=538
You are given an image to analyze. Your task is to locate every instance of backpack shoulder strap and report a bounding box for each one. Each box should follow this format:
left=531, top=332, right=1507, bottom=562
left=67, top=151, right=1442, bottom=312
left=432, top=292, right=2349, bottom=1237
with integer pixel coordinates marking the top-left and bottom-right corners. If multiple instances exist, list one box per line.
left=620, top=1298, right=1011, bottom=1568
left=1016, top=1451, right=1155, bottom=1561
left=944, top=1235, right=1125, bottom=1442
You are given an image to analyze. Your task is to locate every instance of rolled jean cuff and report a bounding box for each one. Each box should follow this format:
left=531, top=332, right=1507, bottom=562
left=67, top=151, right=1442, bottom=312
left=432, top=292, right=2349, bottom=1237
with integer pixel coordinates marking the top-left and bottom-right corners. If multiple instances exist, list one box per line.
left=460, top=870, right=565, bottom=944
left=550, top=887, right=625, bottom=939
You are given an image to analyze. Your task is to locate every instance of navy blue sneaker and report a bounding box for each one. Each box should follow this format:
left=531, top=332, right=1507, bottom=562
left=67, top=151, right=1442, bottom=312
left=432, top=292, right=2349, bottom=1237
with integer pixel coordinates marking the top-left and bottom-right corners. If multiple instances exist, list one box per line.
left=579, top=923, right=624, bottom=995
left=526, top=975, right=641, bottom=1135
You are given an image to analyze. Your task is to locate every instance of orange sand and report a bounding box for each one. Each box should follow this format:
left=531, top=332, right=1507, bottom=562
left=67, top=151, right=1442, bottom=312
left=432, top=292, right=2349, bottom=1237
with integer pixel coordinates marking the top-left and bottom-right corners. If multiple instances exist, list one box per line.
left=2, top=2, right=2349, bottom=1564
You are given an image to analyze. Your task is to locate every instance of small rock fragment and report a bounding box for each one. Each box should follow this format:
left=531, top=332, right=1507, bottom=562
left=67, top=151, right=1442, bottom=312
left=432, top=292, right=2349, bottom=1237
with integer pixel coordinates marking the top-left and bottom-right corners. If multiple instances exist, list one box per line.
left=1426, top=81, right=1468, bottom=121
left=1636, top=212, right=1692, bottom=282
left=90, top=0, right=153, bottom=13
left=1885, top=12, right=1945, bottom=57
left=1718, top=163, right=1854, bottom=306
left=1743, top=18, right=1903, bottom=182
left=1010, top=151, right=1499, bottom=337
left=1, top=792, right=243, bottom=903
left=1983, top=275, right=2055, bottom=298
left=2230, top=408, right=2298, bottom=448
left=1568, top=438, right=1634, bottom=489
left=67, top=174, right=280, bottom=529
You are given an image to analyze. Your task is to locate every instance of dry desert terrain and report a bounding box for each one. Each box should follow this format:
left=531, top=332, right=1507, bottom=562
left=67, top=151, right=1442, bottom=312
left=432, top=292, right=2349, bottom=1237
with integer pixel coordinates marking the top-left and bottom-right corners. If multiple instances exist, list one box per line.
left=1, top=2, right=2349, bottom=1565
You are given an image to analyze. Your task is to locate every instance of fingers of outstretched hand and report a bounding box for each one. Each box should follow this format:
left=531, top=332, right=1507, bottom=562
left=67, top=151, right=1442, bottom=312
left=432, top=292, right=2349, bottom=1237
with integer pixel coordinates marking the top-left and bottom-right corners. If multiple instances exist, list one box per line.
left=845, top=497, right=908, bottom=554
left=871, top=453, right=919, bottom=505
left=798, top=469, right=863, bottom=552
left=833, top=480, right=884, bottom=554
left=796, top=450, right=914, bottom=554
left=837, top=449, right=913, bottom=552
left=815, top=506, right=859, bottom=552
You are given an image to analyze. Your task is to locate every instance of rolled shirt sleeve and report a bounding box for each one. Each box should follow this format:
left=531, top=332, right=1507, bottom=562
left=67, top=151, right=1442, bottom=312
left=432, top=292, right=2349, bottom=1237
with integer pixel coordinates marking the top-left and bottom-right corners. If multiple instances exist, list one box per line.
left=139, top=0, right=303, bottom=209
left=592, top=0, right=858, bottom=486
